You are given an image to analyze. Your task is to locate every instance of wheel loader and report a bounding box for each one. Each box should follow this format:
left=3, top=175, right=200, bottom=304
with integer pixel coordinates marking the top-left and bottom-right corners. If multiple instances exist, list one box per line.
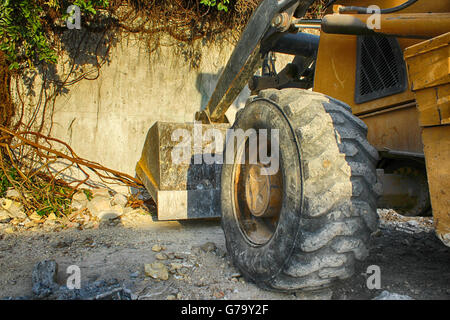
left=136, top=0, right=450, bottom=292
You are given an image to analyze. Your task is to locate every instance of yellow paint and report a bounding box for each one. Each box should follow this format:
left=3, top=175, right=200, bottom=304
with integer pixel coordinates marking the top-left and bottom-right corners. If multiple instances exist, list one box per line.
left=404, top=32, right=450, bottom=246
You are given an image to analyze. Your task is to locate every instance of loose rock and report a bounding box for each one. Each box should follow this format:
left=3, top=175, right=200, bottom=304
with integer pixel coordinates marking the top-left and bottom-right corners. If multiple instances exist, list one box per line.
left=29, top=212, right=43, bottom=222
left=167, top=252, right=175, bottom=259
left=4, top=227, right=15, bottom=234
left=5, top=189, right=21, bottom=200
left=55, top=279, right=136, bottom=300
left=32, top=260, right=59, bottom=298
left=155, top=253, right=168, bottom=260
left=43, top=219, right=61, bottom=232
left=144, top=262, right=169, bottom=280
left=373, top=290, right=413, bottom=300
left=91, top=188, right=111, bottom=198
left=72, top=191, right=89, bottom=202
left=53, top=240, right=71, bottom=249
left=200, top=242, right=216, bottom=253
left=0, top=199, right=26, bottom=219
left=174, top=253, right=189, bottom=260
left=0, top=211, right=11, bottom=223
left=169, top=262, right=183, bottom=273
left=87, top=196, right=123, bottom=221
left=111, top=193, right=128, bottom=208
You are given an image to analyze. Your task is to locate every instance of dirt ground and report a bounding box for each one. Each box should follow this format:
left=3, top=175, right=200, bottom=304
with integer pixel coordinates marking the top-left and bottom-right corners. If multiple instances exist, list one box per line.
left=0, top=209, right=449, bottom=300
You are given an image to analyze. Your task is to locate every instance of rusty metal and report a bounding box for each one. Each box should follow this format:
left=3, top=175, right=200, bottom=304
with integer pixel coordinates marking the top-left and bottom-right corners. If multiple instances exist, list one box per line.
left=271, top=12, right=291, bottom=31
left=232, top=134, right=283, bottom=245
left=244, top=164, right=282, bottom=218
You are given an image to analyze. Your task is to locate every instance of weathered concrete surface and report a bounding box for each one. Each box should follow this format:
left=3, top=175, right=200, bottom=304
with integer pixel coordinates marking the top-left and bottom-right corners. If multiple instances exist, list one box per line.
left=12, top=34, right=294, bottom=193
left=12, top=35, right=251, bottom=191
left=51, top=37, right=248, bottom=182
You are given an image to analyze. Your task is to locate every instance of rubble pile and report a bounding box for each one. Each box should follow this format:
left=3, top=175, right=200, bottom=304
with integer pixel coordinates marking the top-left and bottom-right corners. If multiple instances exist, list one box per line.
left=3, top=260, right=136, bottom=300
left=0, top=187, right=150, bottom=235
left=377, top=209, right=434, bottom=234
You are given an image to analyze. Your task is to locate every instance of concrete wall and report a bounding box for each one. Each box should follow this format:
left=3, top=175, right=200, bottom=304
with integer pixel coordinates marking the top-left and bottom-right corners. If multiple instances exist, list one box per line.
left=10, top=35, right=248, bottom=190
left=52, top=36, right=248, bottom=178
left=13, top=33, right=291, bottom=192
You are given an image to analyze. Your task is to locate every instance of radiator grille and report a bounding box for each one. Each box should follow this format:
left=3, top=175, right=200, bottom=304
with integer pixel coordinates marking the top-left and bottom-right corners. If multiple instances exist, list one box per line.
left=355, top=36, right=407, bottom=104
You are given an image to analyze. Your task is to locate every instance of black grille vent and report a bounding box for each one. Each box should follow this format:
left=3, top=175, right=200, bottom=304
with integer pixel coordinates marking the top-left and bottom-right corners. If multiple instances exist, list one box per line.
left=355, top=36, right=407, bottom=104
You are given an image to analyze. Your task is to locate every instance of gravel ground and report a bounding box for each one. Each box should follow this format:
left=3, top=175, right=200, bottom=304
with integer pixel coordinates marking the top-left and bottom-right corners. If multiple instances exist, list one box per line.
left=0, top=208, right=449, bottom=300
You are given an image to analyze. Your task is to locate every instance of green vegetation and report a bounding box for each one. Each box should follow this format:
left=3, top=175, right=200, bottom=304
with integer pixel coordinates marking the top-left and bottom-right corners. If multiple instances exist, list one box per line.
left=0, top=0, right=109, bottom=69
left=200, top=0, right=230, bottom=12
left=1, top=160, right=78, bottom=217
left=0, top=166, right=16, bottom=197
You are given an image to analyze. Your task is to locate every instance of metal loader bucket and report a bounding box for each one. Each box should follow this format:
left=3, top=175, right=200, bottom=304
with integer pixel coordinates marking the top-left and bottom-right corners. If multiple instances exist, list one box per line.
left=136, top=121, right=229, bottom=220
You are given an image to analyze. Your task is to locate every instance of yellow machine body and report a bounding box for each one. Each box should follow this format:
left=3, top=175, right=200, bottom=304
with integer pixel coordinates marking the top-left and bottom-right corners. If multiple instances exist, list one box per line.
left=314, top=0, right=450, bottom=245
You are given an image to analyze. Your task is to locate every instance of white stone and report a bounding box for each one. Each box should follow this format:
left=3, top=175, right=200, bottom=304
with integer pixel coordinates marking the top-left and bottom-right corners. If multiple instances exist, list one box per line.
left=87, top=197, right=123, bottom=220
left=407, top=220, right=420, bottom=228
left=72, top=191, right=88, bottom=202
left=6, top=189, right=21, bottom=199
left=91, top=188, right=111, bottom=199
left=1, top=198, right=13, bottom=210
left=111, top=193, right=128, bottom=208
left=70, top=191, right=89, bottom=212
left=70, top=200, right=87, bottom=212
left=373, top=291, right=413, bottom=300
left=87, top=197, right=111, bottom=215
left=0, top=210, right=11, bottom=221
left=0, top=198, right=26, bottom=219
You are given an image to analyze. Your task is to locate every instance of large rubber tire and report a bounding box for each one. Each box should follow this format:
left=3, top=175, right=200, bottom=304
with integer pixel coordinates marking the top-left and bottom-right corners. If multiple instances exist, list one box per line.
left=221, top=88, right=381, bottom=292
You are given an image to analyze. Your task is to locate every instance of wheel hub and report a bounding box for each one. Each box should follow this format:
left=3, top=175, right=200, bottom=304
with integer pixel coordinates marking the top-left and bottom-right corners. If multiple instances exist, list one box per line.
left=233, top=134, right=283, bottom=245
left=245, top=164, right=282, bottom=218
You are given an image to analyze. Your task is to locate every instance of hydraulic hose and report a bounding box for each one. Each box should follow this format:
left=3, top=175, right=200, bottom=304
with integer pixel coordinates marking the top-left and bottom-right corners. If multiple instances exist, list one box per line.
left=338, top=0, right=418, bottom=14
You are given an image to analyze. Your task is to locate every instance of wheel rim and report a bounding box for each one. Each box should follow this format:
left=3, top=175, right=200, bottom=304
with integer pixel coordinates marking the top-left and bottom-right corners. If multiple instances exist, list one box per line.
left=232, top=133, right=283, bottom=246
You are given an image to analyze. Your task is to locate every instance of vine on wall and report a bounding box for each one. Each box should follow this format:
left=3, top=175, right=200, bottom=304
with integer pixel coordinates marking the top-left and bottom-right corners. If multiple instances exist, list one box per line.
left=0, top=1, right=326, bottom=218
